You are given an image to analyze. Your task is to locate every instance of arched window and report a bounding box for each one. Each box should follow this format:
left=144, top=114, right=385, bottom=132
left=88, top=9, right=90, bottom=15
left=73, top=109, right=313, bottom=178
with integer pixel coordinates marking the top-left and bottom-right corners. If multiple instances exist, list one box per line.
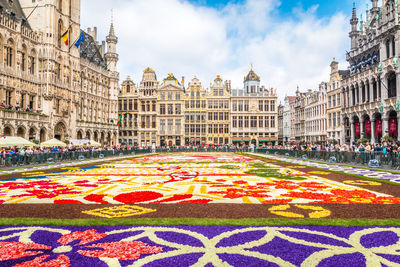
left=388, top=71, right=397, bottom=98
left=29, top=49, right=36, bottom=75
left=5, top=39, right=14, bottom=67
left=58, top=20, right=63, bottom=48
left=392, top=37, right=396, bottom=57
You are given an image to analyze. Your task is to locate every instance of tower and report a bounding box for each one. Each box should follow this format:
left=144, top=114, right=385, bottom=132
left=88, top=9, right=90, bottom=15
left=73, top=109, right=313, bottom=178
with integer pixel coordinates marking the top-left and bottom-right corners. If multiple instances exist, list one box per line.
left=349, top=4, right=359, bottom=51
left=105, top=18, right=119, bottom=73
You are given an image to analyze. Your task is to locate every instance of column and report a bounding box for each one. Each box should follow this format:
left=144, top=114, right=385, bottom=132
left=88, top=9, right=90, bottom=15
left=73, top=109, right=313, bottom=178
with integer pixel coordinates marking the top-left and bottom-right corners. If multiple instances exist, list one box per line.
left=360, top=117, right=365, bottom=139
left=398, top=115, right=400, bottom=142
left=350, top=121, right=355, bottom=144
left=383, top=116, right=389, bottom=138
left=369, top=80, right=374, bottom=103
left=371, top=119, right=376, bottom=144
left=381, top=78, right=388, bottom=100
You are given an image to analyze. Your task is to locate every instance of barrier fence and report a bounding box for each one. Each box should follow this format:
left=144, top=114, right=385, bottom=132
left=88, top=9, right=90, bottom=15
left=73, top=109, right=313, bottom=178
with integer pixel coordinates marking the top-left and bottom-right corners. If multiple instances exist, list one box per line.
left=255, top=149, right=400, bottom=168
left=0, top=149, right=151, bottom=168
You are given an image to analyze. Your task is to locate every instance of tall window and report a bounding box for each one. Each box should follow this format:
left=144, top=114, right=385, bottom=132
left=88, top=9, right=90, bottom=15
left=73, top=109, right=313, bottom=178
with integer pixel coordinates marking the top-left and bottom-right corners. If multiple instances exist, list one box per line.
left=168, top=104, right=173, bottom=114
left=58, top=20, right=63, bottom=48
left=251, top=116, right=257, bottom=128
left=259, top=100, right=263, bottom=111
left=5, top=43, right=13, bottom=67
left=29, top=55, right=35, bottom=74
left=175, top=104, right=181, bottom=114
left=168, top=119, right=173, bottom=132
left=21, top=51, right=25, bottom=71
left=160, top=119, right=165, bottom=132
left=233, top=116, right=237, bottom=128
left=244, top=116, right=249, bottom=128
left=244, top=100, right=249, bottom=111
left=388, top=72, right=397, bottom=98
left=160, top=104, right=166, bottom=115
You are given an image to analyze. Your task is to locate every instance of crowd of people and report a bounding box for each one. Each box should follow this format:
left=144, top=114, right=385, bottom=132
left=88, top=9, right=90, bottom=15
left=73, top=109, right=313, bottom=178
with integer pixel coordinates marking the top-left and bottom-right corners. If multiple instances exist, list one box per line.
left=264, top=141, right=400, bottom=154
left=0, top=145, right=142, bottom=167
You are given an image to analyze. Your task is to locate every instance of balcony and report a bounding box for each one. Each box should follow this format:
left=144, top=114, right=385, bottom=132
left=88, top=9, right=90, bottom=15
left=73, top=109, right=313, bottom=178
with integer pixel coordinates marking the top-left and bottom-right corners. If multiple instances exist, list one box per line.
left=0, top=109, right=49, bottom=123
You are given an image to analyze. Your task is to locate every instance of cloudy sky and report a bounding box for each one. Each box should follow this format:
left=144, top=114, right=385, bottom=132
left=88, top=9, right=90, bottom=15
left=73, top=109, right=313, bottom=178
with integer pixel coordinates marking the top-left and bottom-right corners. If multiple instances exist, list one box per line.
left=81, top=0, right=369, bottom=100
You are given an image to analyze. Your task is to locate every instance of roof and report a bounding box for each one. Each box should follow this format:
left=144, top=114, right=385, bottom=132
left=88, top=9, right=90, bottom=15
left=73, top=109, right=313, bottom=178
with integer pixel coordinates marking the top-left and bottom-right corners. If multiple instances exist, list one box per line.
left=244, top=69, right=260, bottom=82
left=163, top=73, right=181, bottom=86
left=79, top=30, right=107, bottom=69
left=0, top=0, right=30, bottom=28
left=339, top=70, right=350, bottom=78
left=287, top=96, right=296, bottom=102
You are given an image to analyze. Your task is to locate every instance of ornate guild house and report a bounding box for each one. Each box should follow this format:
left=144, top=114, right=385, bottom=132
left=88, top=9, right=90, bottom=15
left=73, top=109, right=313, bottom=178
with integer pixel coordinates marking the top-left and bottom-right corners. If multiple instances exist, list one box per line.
left=342, top=0, right=400, bottom=144
left=0, top=0, right=119, bottom=144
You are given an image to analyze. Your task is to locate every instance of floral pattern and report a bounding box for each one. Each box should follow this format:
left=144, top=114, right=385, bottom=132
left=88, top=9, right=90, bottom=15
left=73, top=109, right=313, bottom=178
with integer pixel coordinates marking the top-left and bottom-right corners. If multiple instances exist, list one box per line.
left=0, top=225, right=399, bottom=266
left=0, top=228, right=162, bottom=266
left=0, top=153, right=399, bottom=204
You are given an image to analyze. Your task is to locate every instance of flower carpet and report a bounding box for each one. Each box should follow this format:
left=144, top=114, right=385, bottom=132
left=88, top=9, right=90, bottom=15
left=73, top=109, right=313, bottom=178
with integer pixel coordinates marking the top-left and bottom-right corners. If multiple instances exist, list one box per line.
left=0, top=153, right=399, bottom=206
left=1, top=225, right=400, bottom=266
left=254, top=153, right=400, bottom=184
left=0, top=153, right=399, bottom=266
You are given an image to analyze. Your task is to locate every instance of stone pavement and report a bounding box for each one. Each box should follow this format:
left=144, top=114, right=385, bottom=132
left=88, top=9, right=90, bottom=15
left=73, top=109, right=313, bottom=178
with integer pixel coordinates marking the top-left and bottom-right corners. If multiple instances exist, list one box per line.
left=250, top=153, right=400, bottom=184
left=0, top=153, right=153, bottom=176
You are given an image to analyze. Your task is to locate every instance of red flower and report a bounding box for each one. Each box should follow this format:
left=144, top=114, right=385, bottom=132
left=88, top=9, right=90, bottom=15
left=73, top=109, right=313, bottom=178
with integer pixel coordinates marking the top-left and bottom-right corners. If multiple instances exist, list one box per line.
left=0, top=229, right=162, bottom=266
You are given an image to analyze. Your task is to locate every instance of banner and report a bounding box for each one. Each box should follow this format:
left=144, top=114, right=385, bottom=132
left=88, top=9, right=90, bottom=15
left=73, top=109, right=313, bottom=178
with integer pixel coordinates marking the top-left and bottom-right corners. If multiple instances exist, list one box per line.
left=376, top=120, right=382, bottom=136
left=355, top=122, right=361, bottom=137
left=365, top=120, right=371, bottom=136
left=389, top=118, right=398, bottom=137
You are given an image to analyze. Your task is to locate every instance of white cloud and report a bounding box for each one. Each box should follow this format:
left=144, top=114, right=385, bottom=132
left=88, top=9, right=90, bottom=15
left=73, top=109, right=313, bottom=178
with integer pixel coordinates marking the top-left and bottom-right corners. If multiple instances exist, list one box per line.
left=81, top=0, right=350, bottom=101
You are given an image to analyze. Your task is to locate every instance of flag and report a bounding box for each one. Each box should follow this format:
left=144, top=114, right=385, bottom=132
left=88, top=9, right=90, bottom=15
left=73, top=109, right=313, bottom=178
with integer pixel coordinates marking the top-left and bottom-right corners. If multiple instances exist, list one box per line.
left=61, top=29, right=69, bottom=46
left=117, top=113, right=122, bottom=126
left=74, top=32, right=85, bottom=48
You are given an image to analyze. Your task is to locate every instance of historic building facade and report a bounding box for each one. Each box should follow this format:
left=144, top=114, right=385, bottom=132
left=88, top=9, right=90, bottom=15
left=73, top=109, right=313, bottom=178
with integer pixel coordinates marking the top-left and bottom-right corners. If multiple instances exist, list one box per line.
left=0, top=0, right=119, bottom=144
left=283, top=96, right=296, bottom=144
left=293, top=88, right=306, bottom=142
left=304, top=84, right=327, bottom=143
left=118, top=77, right=138, bottom=146
left=184, top=77, right=208, bottom=145
left=157, top=74, right=184, bottom=146
left=326, top=59, right=348, bottom=144
left=118, top=68, right=279, bottom=146
left=230, top=69, right=278, bottom=146
left=278, top=103, right=283, bottom=144
left=341, top=1, right=400, bottom=144
left=206, top=76, right=231, bottom=145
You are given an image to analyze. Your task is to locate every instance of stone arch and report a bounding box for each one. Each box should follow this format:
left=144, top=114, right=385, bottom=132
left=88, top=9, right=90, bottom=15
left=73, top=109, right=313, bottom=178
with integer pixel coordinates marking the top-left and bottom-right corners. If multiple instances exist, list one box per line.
left=86, top=130, right=92, bottom=140
left=94, top=131, right=99, bottom=142
left=28, top=127, right=37, bottom=141
left=77, top=130, right=84, bottom=140
left=54, top=121, right=67, bottom=140
left=17, top=126, right=26, bottom=139
left=40, top=128, right=47, bottom=143
left=5, top=38, right=16, bottom=67
left=4, top=125, right=14, bottom=136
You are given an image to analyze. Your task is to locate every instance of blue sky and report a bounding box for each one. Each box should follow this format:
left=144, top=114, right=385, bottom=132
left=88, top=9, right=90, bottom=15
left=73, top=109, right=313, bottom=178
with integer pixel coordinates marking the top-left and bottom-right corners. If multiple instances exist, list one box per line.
left=82, top=0, right=365, bottom=99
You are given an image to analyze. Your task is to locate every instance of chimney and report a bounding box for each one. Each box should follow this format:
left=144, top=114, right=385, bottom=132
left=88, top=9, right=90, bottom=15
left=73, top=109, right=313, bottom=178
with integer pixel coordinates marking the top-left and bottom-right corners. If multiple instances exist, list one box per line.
left=181, top=76, right=185, bottom=87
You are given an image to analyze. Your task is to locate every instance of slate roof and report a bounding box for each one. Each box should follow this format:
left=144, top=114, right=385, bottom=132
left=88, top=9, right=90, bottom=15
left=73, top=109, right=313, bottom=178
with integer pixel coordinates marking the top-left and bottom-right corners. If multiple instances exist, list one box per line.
left=79, top=30, right=107, bottom=69
left=0, top=0, right=30, bottom=28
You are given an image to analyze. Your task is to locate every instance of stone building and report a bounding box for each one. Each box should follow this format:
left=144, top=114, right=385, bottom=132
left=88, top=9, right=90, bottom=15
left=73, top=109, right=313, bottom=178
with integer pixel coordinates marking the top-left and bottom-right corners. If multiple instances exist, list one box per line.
left=0, top=0, right=119, bottom=144
left=231, top=68, right=278, bottom=146
left=137, top=68, right=158, bottom=146
left=326, top=59, right=349, bottom=144
left=341, top=1, right=400, bottom=144
left=278, top=103, right=283, bottom=144
left=184, top=77, right=208, bottom=145
left=293, top=88, right=306, bottom=142
left=118, top=77, right=139, bottom=146
left=304, top=84, right=327, bottom=143
left=283, top=96, right=296, bottom=144
left=157, top=74, right=184, bottom=146
left=206, top=75, right=231, bottom=145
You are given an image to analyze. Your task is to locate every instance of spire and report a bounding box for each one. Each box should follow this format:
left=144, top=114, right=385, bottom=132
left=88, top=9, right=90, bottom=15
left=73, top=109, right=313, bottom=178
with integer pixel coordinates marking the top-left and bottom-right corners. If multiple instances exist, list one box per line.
left=108, top=9, right=116, bottom=37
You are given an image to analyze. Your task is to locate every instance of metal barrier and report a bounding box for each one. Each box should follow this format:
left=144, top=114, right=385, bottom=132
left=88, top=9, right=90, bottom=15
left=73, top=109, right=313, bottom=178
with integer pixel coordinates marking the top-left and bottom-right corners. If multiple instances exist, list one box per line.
left=0, top=149, right=151, bottom=168
left=255, top=148, right=400, bottom=168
